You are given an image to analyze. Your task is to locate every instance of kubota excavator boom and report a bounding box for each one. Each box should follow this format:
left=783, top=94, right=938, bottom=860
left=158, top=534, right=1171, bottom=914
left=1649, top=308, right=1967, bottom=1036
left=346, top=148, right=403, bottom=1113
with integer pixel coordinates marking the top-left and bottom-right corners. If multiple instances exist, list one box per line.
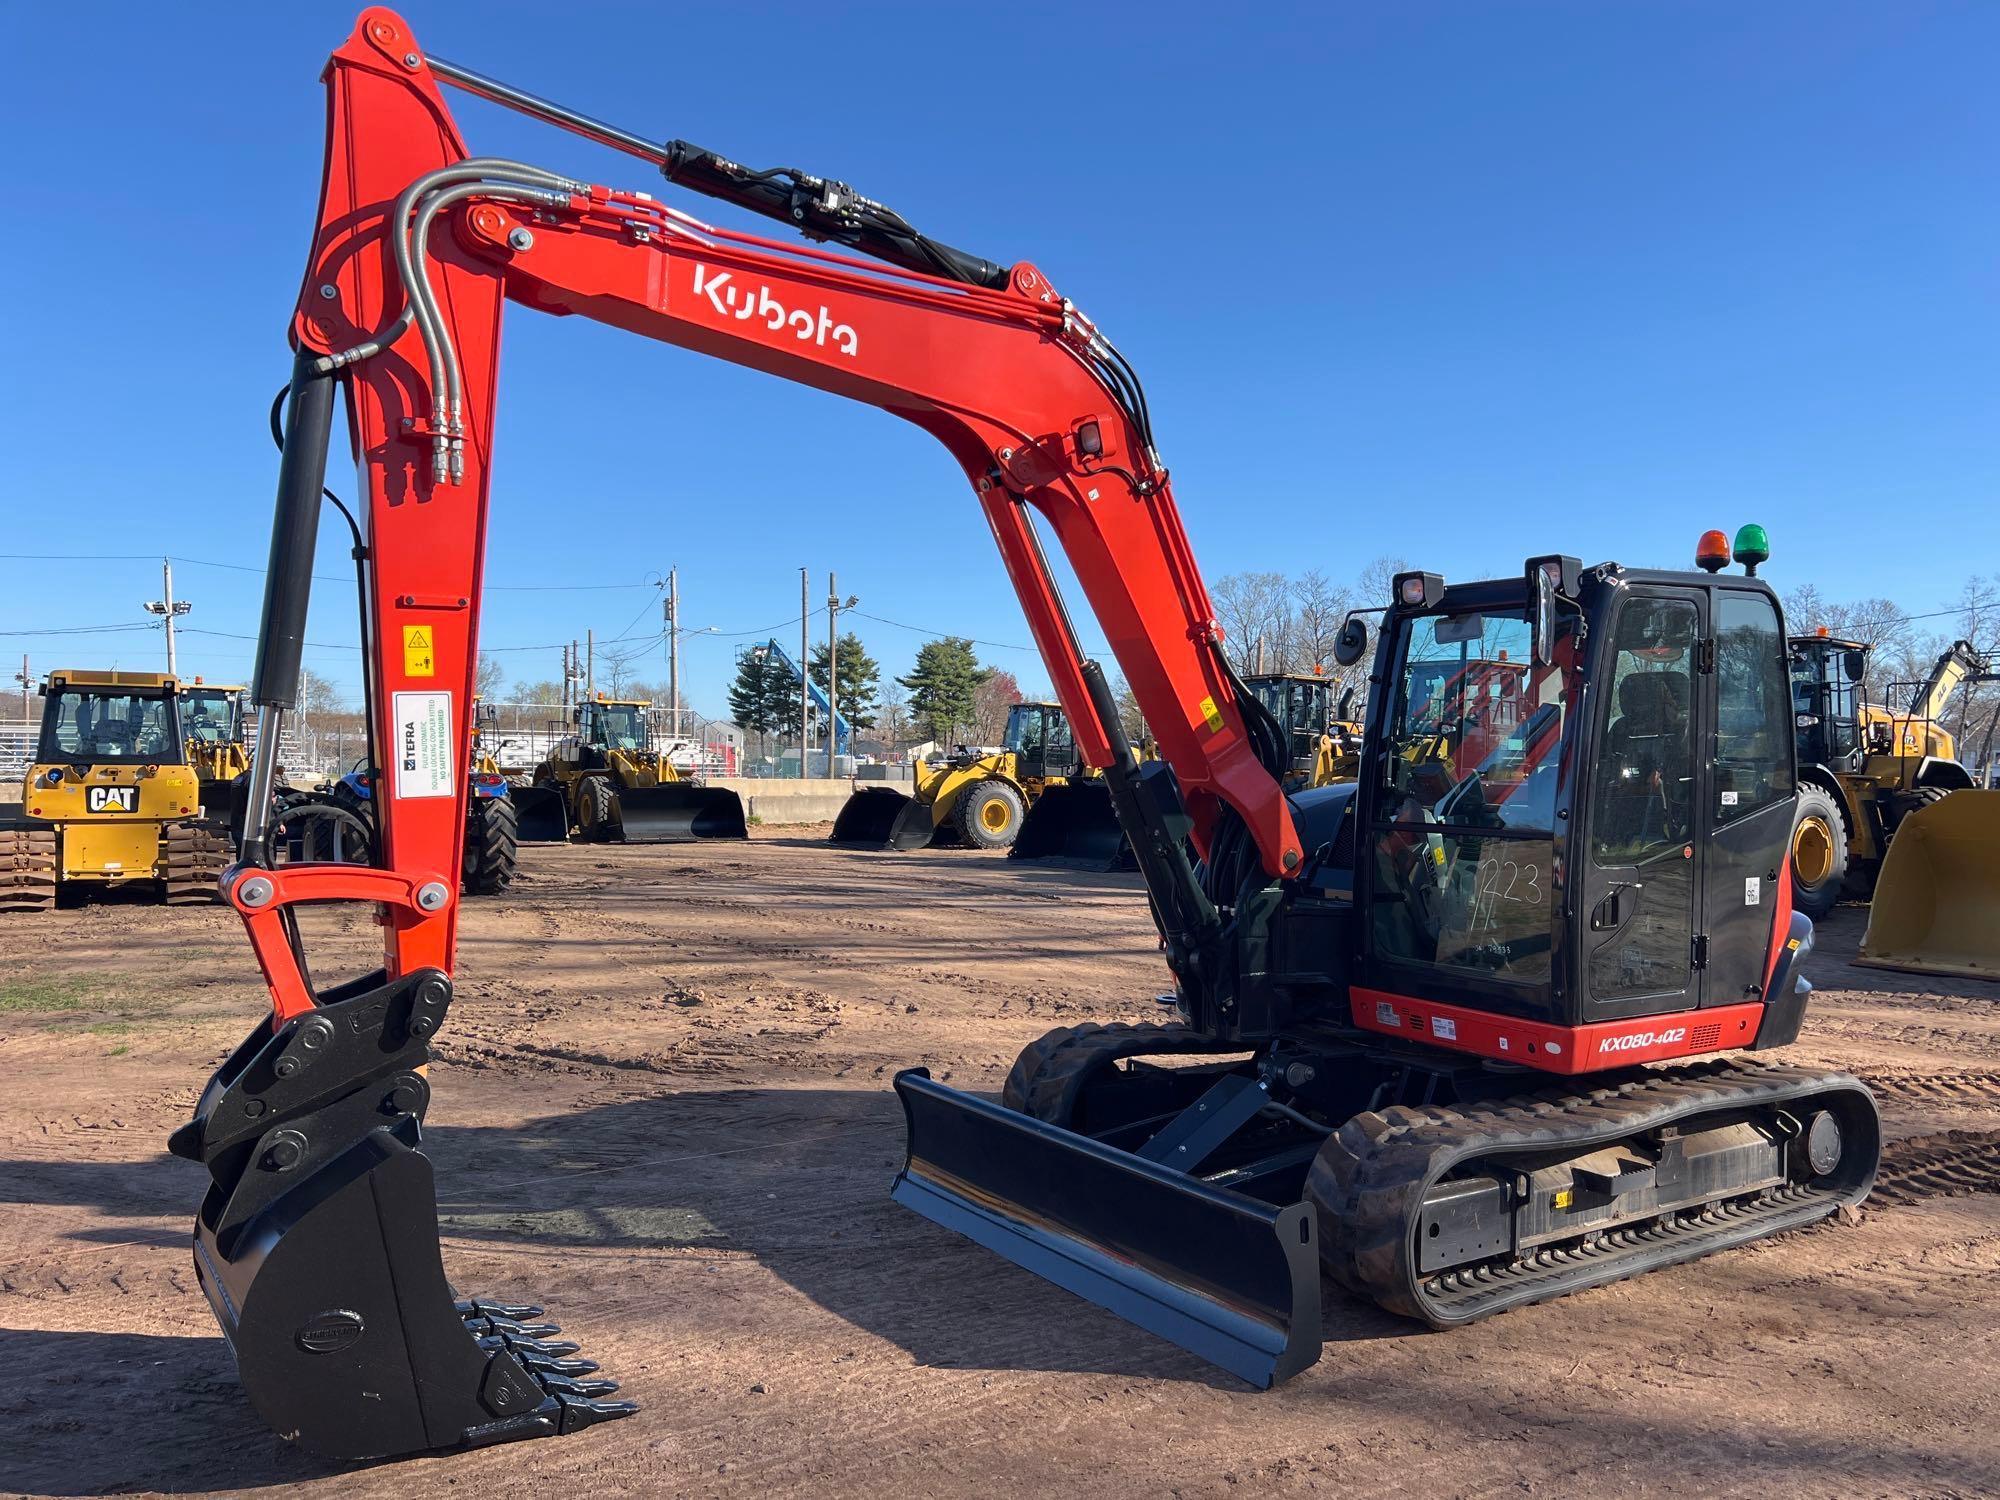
left=188, top=10, right=1876, bottom=1463
left=183, top=7, right=1298, bottom=1461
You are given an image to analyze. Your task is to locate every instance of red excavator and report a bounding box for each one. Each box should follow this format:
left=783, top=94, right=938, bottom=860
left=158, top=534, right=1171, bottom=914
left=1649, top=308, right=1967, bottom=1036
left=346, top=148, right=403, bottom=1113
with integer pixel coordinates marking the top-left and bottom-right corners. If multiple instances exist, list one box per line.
left=180, top=9, right=1878, bottom=1461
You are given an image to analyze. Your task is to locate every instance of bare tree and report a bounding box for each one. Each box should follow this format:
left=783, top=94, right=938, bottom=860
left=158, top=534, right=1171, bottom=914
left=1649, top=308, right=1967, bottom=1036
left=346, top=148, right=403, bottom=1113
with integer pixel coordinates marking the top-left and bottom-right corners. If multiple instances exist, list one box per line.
left=1290, top=568, right=1349, bottom=672
left=475, top=653, right=506, bottom=702
left=972, top=669, right=1022, bottom=743
left=1211, top=571, right=1292, bottom=673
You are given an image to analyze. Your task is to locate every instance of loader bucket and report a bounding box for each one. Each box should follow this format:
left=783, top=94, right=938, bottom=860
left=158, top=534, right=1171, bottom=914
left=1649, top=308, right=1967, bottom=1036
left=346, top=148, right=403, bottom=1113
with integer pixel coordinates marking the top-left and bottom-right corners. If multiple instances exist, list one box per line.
left=167, top=968, right=633, bottom=1458
left=1857, top=789, right=2000, bottom=981
left=1009, top=782, right=1132, bottom=871
left=511, top=784, right=572, bottom=843
left=609, top=783, right=748, bottom=842
left=891, top=1069, right=1322, bottom=1388
left=829, top=786, right=938, bottom=850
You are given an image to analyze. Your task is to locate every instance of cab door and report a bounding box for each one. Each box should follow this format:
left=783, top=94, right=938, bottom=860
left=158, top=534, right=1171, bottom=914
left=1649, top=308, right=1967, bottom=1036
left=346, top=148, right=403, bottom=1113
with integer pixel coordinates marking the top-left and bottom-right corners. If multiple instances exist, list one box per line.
left=1578, top=588, right=1705, bottom=1022
left=1699, top=588, right=1797, bottom=1005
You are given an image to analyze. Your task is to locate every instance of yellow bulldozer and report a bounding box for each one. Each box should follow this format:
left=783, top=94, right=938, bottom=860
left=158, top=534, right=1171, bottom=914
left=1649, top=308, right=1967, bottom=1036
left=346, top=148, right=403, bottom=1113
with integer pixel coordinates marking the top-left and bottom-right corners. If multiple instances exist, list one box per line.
left=0, top=670, right=230, bottom=910
left=833, top=700, right=1079, bottom=851
left=523, top=695, right=746, bottom=843
left=1789, top=631, right=2000, bottom=977
left=177, top=678, right=250, bottom=826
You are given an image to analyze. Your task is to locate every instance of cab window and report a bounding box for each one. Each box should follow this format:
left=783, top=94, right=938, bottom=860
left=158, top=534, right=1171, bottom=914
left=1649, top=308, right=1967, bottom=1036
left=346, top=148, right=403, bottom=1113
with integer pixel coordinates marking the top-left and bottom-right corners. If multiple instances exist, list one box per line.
left=40, top=690, right=181, bottom=764
left=1588, top=598, right=1696, bottom=862
left=1714, top=593, right=1794, bottom=819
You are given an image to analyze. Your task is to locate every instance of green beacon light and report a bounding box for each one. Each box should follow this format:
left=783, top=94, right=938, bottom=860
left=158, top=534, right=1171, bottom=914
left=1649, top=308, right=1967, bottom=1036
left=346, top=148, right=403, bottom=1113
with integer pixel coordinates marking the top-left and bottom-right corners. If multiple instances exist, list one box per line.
left=1733, top=523, right=1771, bottom=577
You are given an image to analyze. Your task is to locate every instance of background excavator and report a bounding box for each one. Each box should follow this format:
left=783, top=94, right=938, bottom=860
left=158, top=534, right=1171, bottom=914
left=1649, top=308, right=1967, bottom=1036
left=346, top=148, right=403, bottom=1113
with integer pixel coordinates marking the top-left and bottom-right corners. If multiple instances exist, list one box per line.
left=1787, top=630, right=1999, bottom=977
left=2, top=670, right=229, bottom=910
left=834, top=700, right=1077, bottom=851
left=186, top=12, right=1876, bottom=1461
left=523, top=694, right=745, bottom=842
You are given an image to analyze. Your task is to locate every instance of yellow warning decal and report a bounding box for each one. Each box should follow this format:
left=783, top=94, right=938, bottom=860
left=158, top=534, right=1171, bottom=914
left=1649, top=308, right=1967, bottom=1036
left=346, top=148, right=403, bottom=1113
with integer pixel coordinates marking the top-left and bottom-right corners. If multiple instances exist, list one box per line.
left=403, top=625, right=436, bottom=678
left=1553, top=1188, right=1574, bottom=1211
left=1197, top=695, right=1226, bottom=733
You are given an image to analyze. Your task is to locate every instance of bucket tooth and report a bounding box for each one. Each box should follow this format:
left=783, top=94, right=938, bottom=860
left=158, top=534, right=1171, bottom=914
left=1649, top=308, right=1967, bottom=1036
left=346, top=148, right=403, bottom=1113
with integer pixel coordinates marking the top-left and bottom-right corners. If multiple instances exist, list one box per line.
left=458, top=1298, right=546, bottom=1321
left=179, top=966, right=636, bottom=1459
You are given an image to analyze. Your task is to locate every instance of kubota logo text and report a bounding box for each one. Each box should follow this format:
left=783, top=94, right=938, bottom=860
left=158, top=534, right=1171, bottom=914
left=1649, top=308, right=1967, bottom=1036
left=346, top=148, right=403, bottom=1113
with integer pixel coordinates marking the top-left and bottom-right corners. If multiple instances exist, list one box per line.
left=692, top=265, right=858, bottom=357
left=1599, top=1026, right=1688, bottom=1054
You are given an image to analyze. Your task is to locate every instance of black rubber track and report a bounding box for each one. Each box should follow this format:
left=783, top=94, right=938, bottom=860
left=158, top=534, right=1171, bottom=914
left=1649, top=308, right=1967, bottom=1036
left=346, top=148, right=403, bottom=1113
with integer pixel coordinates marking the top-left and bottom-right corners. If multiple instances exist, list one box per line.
left=1307, top=1058, right=1879, bottom=1326
left=1001, top=1021, right=1236, bottom=1124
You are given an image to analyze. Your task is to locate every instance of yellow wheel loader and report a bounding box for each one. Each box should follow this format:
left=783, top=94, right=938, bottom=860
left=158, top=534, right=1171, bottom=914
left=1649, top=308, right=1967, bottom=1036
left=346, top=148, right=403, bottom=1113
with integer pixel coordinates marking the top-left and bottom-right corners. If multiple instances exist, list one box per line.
left=178, top=679, right=251, bottom=834
left=526, top=696, right=745, bottom=843
left=834, top=701, right=1072, bottom=851
left=0, top=670, right=229, bottom=910
left=1788, top=633, right=1998, bottom=952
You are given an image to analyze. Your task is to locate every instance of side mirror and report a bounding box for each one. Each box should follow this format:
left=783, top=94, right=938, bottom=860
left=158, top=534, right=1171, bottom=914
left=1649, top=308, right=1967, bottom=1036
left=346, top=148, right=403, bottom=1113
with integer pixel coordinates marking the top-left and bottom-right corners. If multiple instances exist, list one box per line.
left=1843, top=648, right=1867, bottom=682
left=1529, top=563, right=1556, bottom=668
left=1333, top=616, right=1369, bottom=668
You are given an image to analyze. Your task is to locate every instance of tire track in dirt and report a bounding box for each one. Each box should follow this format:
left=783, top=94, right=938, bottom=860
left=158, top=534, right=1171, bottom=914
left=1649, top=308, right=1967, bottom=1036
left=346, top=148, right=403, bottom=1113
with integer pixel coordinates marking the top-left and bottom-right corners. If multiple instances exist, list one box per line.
left=1872, top=1129, right=2000, bottom=1207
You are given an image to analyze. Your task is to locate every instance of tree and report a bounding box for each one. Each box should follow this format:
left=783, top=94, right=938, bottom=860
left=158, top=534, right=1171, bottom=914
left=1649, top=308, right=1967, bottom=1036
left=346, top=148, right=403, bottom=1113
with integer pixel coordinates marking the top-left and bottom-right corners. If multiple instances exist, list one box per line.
left=297, top=667, right=346, bottom=726
left=1111, top=674, right=1149, bottom=747
left=516, top=678, right=565, bottom=707
left=972, top=668, right=1022, bottom=743
left=726, top=646, right=796, bottom=753
left=1212, top=571, right=1292, bottom=673
left=899, top=637, right=989, bottom=745
left=1289, top=568, right=1349, bottom=673
left=875, top=677, right=911, bottom=750
left=475, top=653, right=506, bottom=702
left=808, top=632, right=881, bottom=729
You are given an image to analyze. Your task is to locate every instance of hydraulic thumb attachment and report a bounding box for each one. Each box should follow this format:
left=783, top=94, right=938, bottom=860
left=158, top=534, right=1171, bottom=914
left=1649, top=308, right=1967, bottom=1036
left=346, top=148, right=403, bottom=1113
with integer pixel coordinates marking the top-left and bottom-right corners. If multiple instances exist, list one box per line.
left=169, top=968, right=634, bottom=1459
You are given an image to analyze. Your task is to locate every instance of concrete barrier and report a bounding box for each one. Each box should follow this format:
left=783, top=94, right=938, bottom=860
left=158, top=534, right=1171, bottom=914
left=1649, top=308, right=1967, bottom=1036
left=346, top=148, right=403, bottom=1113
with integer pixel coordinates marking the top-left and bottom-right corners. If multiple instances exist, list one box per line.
left=709, top=778, right=857, bottom=826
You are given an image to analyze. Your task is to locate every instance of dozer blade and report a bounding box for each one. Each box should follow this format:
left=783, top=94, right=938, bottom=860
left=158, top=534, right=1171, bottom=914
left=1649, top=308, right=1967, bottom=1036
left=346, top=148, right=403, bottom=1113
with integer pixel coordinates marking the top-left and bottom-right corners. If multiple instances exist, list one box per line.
left=169, top=968, right=634, bottom=1459
left=608, top=784, right=748, bottom=842
left=891, top=1069, right=1321, bottom=1388
left=829, top=787, right=937, bottom=850
left=510, top=784, right=572, bottom=843
left=1008, top=782, right=1133, bottom=871
left=1858, top=789, right=2000, bottom=981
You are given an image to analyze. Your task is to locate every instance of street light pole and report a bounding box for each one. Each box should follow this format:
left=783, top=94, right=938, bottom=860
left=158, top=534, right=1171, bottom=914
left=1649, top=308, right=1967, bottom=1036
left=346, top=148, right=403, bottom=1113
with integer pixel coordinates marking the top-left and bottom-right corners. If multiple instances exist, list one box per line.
left=799, top=567, right=810, bottom=779
left=143, top=556, right=191, bottom=676
left=667, top=566, right=681, bottom=739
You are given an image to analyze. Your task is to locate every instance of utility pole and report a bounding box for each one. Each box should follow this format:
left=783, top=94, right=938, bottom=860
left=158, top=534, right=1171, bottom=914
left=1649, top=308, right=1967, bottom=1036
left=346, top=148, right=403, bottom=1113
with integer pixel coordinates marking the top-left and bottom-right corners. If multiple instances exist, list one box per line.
left=143, top=557, right=191, bottom=676
left=586, top=629, right=595, bottom=699
left=799, top=567, right=810, bottom=778
left=826, top=572, right=838, bottom=775
left=665, top=567, right=681, bottom=739
left=13, top=654, right=30, bottom=721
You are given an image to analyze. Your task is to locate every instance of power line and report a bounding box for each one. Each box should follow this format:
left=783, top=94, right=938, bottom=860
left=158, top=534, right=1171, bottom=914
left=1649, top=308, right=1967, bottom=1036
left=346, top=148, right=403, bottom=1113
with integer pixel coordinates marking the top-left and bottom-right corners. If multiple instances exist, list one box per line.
left=0, top=551, right=658, bottom=593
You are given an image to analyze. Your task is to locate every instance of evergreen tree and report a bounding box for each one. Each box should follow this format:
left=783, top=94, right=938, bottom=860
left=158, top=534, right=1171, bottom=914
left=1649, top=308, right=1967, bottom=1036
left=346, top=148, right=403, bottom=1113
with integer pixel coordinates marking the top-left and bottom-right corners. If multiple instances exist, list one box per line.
left=727, top=647, right=796, bottom=749
left=898, top=637, right=990, bottom=744
left=808, top=632, right=881, bottom=729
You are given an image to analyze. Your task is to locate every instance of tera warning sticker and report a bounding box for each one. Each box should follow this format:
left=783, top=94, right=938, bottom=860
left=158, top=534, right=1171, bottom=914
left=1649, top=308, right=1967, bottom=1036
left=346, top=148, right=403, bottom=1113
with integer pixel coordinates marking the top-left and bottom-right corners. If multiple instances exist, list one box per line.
left=1197, top=695, right=1226, bottom=733
left=392, top=691, right=455, bottom=800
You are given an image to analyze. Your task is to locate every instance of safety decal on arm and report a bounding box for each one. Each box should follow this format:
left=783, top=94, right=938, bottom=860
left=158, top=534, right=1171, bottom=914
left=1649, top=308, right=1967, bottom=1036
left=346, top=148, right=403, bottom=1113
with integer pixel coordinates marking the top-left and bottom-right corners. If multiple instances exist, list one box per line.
left=1197, top=695, right=1226, bottom=734
left=393, top=692, right=455, bottom=799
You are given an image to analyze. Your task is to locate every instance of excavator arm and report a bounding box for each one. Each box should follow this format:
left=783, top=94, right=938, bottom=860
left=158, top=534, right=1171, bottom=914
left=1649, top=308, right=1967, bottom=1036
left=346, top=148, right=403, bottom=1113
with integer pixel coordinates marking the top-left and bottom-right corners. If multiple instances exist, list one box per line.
left=238, top=6, right=1300, bottom=1025
left=181, top=10, right=1304, bottom=1459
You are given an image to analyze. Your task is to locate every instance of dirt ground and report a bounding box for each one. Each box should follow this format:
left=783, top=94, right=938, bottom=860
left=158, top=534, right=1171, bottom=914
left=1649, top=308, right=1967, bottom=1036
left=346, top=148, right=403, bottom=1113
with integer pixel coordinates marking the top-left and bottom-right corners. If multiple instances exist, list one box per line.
left=3, top=831, right=1998, bottom=1499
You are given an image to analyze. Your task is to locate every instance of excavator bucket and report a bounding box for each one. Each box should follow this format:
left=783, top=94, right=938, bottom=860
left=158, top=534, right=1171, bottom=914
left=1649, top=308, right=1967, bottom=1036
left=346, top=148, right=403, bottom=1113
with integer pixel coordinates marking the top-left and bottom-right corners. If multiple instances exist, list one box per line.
left=510, top=784, right=571, bottom=843
left=168, top=968, right=633, bottom=1459
left=1009, top=782, right=1133, bottom=871
left=1857, top=789, right=2000, bottom=981
left=891, top=1069, right=1322, bottom=1388
left=829, top=786, right=938, bottom=850
left=608, top=784, right=748, bottom=842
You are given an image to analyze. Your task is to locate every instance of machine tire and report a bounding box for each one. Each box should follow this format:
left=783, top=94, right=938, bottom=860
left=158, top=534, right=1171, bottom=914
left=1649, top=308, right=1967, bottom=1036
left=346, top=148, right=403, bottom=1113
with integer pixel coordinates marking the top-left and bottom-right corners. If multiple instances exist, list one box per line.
left=462, top=794, right=519, bottom=896
left=1790, top=783, right=1851, bottom=921
left=955, top=778, right=1026, bottom=850
left=582, top=776, right=619, bottom=842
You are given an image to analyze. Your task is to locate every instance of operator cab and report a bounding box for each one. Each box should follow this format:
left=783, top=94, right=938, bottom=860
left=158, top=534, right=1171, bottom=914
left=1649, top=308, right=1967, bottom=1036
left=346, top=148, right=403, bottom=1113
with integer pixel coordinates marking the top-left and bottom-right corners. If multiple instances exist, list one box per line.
left=1789, top=632, right=1869, bottom=774
left=1003, top=701, right=1076, bottom=781
left=1247, top=673, right=1338, bottom=781
left=577, top=698, right=652, bottom=753
left=178, top=684, right=246, bottom=748
left=1335, top=542, right=1798, bottom=1047
left=38, top=674, right=185, bottom=766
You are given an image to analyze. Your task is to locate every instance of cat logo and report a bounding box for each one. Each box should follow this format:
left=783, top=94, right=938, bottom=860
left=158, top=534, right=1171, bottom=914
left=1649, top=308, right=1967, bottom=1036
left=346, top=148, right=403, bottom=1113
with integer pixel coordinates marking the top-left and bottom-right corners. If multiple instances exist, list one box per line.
left=86, top=785, right=139, bottom=814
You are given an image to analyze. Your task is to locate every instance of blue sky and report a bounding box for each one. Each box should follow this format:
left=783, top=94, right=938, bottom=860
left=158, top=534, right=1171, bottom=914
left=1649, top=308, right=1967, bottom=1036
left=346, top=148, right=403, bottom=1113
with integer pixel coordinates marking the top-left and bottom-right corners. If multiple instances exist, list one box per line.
left=3, top=1, right=1994, bottom=717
